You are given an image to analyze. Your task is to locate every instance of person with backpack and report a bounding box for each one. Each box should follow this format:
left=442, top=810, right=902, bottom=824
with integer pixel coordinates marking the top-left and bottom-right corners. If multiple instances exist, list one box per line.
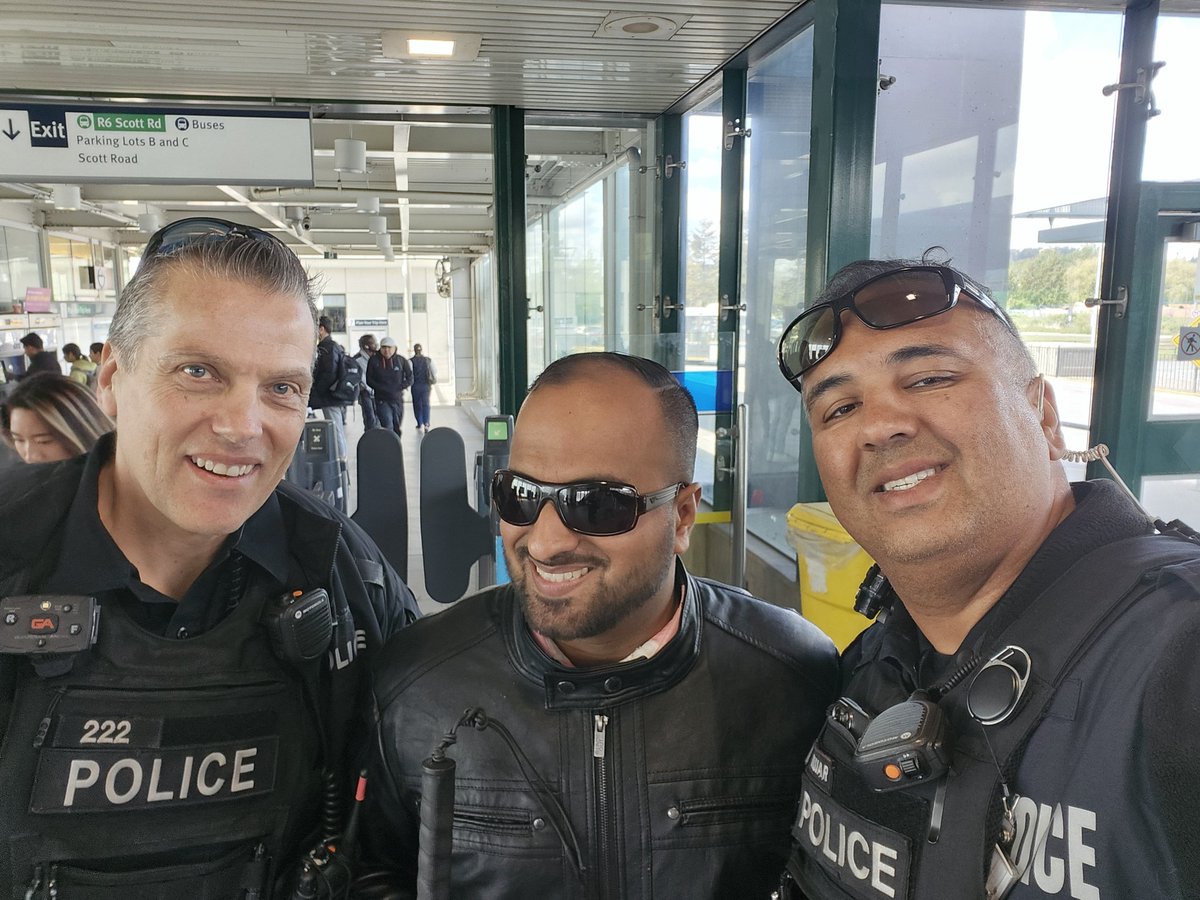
left=366, top=336, right=412, bottom=436
left=308, top=315, right=358, bottom=462
left=61, top=343, right=98, bottom=391
left=408, top=342, right=436, bottom=434
left=354, top=333, right=380, bottom=430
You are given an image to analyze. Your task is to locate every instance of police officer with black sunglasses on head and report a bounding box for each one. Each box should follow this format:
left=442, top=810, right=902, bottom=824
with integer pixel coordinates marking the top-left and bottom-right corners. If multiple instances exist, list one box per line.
left=777, top=257, right=1200, bottom=900
left=0, top=217, right=419, bottom=898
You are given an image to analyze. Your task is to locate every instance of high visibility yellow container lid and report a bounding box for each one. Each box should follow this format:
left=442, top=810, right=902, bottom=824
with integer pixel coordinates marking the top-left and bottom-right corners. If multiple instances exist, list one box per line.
left=786, top=502, right=875, bottom=651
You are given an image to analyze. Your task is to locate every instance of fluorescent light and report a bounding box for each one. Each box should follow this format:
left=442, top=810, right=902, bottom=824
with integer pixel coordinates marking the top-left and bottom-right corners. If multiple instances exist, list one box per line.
left=408, top=38, right=454, bottom=57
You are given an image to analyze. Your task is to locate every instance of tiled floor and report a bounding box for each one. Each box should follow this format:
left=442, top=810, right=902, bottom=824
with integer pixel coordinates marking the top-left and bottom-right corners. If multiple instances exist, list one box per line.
left=340, top=400, right=485, bottom=617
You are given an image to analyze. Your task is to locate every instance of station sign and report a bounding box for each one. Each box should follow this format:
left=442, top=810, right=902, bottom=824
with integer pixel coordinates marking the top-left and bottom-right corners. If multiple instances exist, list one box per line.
left=352, top=318, right=389, bottom=328
left=0, top=103, right=313, bottom=185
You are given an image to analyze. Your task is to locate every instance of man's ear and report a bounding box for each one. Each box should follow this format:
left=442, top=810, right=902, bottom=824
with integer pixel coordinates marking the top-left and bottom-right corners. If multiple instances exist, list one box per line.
left=95, top=343, right=120, bottom=418
left=673, top=482, right=701, bottom=556
left=1031, top=375, right=1069, bottom=461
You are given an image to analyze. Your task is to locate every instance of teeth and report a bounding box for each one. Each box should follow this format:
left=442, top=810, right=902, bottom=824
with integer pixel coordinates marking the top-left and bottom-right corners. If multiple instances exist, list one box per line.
left=535, top=566, right=589, bottom=584
left=192, top=456, right=254, bottom=478
left=882, top=467, right=937, bottom=493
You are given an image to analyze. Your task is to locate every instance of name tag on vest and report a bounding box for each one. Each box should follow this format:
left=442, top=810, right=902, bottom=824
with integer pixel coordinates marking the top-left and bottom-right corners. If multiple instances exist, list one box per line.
left=30, top=737, right=279, bottom=813
left=795, top=775, right=913, bottom=900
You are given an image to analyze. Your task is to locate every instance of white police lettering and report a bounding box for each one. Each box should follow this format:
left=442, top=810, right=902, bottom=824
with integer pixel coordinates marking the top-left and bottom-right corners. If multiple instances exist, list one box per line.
left=330, top=634, right=357, bottom=670
left=61, top=747, right=258, bottom=807
left=807, top=748, right=832, bottom=787
left=1009, top=795, right=1099, bottom=899
left=799, top=789, right=902, bottom=898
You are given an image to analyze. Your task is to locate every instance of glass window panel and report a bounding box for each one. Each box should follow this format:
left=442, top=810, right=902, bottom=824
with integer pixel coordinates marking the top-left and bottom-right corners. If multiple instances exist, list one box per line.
left=1143, top=14, right=1200, bottom=182
left=1151, top=238, right=1200, bottom=419
left=387, top=292, right=405, bottom=312
left=874, top=4, right=1121, bottom=459
left=412, top=292, right=428, bottom=313
left=527, top=216, right=546, bottom=381
left=738, top=25, right=814, bottom=553
left=1141, top=475, right=1200, bottom=527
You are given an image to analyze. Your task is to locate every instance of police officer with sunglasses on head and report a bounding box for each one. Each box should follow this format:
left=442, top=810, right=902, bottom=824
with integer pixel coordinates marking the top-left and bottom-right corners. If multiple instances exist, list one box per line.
left=357, top=351, right=837, bottom=900
left=777, top=258, right=1200, bottom=900
left=0, top=218, right=419, bottom=899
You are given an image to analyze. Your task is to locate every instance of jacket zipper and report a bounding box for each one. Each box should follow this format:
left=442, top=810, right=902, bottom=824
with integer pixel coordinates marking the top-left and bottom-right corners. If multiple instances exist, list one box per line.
left=593, top=713, right=610, bottom=899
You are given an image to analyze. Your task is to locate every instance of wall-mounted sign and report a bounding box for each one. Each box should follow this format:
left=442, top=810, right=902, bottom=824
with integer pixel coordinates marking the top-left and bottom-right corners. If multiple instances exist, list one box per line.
left=24, top=287, right=52, bottom=313
left=0, top=103, right=313, bottom=185
left=352, top=319, right=389, bottom=328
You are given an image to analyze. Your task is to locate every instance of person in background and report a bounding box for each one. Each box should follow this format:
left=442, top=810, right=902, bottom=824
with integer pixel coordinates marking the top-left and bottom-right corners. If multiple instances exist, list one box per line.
left=354, top=333, right=380, bottom=430
left=408, top=342, right=436, bottom=434
left=366, top=336, right=412, bottom=437
left=1, top=373, right=112, bottom=463
left=19, top=332, right=61, bottom=378
left=308, top=314, right=350, bottom=461
left=776, top=258, right=1200, bottom=899
left=89, top=342, right=104, bottom=366
left=357, top=352, right=838, bottom=899
left=0, top=217, right=419, bottom=897
left=61, top=343, right=98, bottom=389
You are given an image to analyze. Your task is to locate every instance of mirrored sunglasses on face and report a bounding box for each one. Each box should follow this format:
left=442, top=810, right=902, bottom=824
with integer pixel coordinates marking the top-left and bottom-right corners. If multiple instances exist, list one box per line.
left=776, top=265, right=1006, bottom=389
left=491, top=469, right=686, bottom=537
left=143, top=216, right=287, bottom=259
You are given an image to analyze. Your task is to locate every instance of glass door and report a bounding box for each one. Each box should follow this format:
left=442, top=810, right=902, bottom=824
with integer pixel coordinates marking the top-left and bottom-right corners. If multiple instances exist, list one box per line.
left=1091, top=182, right=1200, bottom=524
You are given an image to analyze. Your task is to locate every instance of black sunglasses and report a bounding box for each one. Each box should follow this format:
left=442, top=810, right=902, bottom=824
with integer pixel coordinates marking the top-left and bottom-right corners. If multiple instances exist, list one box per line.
left=777, top=265, right=1009, bottom=389
left=142, top=216, right=287, bottom=259
left=491, top=469, right=686, bottom=537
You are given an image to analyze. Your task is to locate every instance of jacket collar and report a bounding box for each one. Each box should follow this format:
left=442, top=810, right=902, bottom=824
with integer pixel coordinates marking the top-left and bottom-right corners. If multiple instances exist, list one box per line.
left=502, top=558, right=702, bottom=710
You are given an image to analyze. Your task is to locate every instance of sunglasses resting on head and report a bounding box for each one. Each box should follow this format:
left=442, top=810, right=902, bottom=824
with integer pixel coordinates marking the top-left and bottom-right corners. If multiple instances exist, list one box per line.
left=491, top=469, right=686, bottom=537
left=142, top=216, right=288, bottom=259
left=777, top=265, right=1014, bottom=391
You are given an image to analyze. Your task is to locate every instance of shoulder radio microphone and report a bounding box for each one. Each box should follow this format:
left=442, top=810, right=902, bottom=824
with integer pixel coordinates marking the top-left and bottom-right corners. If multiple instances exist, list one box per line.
left=262, top=588, right=334, bottom=664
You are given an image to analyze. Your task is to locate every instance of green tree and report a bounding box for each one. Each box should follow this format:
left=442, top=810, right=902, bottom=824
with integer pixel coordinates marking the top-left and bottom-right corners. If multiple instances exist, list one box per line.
left=686, top=219, right=720, bottom=306
left=1163, top=257, right=1198, bottom=306
left=1008, top=247, right=1098, bottom=309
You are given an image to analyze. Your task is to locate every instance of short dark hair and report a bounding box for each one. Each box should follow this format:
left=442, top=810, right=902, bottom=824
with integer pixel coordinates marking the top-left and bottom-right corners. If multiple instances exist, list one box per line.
left=19, top=332, right=43, bottom=351
left=529, top=352, right=698, bottom=482
left=89, top=342, right=104, bottom=356
left=62, top=343, right=82, bottom=360
left=358, top=333, right=376, bottom=350
left=318, top=315, right=333, bottom=333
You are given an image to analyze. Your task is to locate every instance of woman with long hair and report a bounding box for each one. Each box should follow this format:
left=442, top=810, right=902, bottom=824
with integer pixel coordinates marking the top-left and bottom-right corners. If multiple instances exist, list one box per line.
left=1, top=373, right=113, bottom=463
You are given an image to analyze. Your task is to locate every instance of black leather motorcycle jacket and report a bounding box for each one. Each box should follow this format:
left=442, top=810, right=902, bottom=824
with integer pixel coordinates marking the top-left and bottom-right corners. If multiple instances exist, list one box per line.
left=362, top=562, right=839, bottom=900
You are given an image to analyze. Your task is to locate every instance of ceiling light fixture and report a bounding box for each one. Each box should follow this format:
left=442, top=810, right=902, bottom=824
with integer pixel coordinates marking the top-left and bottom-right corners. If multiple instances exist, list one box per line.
left=594, top=12, right=689, bottom=40
left=138, top=209, right=163, bottom=233
left=367, top=215, right=388, bottom=234
left=381, top=30, right=482, bottom=61
left=52, top=184, right=82, bottom=210
left=356, top=195, right=380, bottom=215
left=333, top=138, right=367, bottom=174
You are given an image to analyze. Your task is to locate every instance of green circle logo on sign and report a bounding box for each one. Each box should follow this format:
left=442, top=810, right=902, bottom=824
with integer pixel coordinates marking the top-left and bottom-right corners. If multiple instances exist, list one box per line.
left=76, top=115, right=92, bottom=129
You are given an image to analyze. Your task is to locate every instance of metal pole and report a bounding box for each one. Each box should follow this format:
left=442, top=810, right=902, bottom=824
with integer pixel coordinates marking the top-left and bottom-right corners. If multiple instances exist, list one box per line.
left=731, top=402, right=748, bottom=589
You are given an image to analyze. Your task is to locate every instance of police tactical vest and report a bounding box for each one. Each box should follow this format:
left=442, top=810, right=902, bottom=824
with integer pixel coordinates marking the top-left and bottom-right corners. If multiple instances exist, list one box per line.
left=0, top=589, right=322, bottom=899
left=784, top=534, right=1200, bottom=900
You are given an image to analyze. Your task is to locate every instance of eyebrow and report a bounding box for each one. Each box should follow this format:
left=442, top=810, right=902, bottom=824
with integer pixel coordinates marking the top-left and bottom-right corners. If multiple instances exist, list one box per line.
left=158, top=351, right=313, bottom=386
left=804, top=342, right=973, bottom=410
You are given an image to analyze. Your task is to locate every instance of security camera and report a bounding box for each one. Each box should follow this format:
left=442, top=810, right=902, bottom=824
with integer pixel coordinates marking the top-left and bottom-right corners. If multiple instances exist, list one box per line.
left=301, top=216, right=311, bottom=231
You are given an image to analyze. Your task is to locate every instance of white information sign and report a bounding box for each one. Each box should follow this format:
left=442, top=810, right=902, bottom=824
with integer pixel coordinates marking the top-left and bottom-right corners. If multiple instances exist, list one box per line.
left=0, top=103, right=313, bottom=185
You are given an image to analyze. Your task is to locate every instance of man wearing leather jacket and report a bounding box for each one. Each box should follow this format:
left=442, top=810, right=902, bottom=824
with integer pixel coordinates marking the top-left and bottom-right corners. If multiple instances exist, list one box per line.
left=357, top=351, right=838, bottom=899
left=776, top=258, right=1200, bottom=899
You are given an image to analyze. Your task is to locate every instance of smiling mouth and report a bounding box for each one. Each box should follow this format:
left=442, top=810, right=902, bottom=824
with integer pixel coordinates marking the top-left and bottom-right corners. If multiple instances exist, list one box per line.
left=534, top=565, right=591, bottom=583
left=879, top=467, right=938, bottom=493
left=190, top=455, right=256, bottom=478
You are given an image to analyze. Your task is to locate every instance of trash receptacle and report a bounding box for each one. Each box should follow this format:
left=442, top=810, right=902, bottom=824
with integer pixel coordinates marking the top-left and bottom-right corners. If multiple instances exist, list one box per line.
left=786, top=502, right=875, bottom=651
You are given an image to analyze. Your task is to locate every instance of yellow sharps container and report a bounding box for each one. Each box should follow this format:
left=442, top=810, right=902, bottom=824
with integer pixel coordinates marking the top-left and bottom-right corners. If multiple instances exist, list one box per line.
left=786, top=502, right=875, bottom=651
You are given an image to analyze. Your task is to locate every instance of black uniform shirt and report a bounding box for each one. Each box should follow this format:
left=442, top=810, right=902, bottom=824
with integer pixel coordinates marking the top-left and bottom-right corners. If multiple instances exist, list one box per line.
left=43, top=433, right=292, bottom=639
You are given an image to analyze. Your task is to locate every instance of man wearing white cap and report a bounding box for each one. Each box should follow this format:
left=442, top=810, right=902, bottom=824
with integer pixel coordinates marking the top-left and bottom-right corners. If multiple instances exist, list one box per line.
left=366, top=336, right=413, bottom=436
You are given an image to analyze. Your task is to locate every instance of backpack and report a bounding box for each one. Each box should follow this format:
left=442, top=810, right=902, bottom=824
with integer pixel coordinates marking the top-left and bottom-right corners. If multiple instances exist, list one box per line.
left=329, top=346, right=362, bottom=404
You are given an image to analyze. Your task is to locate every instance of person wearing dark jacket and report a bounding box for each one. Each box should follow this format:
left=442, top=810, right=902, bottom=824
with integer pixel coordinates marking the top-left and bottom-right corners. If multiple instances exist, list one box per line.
left=19, top=331, right=62, bottom=378
left=356, top=352, right=838, bottom=900
left=776, top=258, right=1200, bottom=900
left=308, top=315, right=350, bottom=461
left=0, top=217, right=419, bottom=899
left=366, top=336, right=412, bottom=436
left=408, top=343, right=435, bottom=434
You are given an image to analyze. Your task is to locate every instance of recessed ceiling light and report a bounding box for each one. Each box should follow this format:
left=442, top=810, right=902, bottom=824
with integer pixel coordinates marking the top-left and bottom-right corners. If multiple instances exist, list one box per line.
left=382, top=30, right=481, bottom=61
left=594, top=12, right=689, bottom=40
left=408, top=39, right=455, bottom=57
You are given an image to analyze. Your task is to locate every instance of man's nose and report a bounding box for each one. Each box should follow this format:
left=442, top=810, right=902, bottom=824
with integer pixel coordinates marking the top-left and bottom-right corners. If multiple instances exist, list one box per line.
left=857, top=392, right=919, bottom=451
left=211, top=384, right=265, bottom=443
left=523, top=499, right=583, bottom=557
